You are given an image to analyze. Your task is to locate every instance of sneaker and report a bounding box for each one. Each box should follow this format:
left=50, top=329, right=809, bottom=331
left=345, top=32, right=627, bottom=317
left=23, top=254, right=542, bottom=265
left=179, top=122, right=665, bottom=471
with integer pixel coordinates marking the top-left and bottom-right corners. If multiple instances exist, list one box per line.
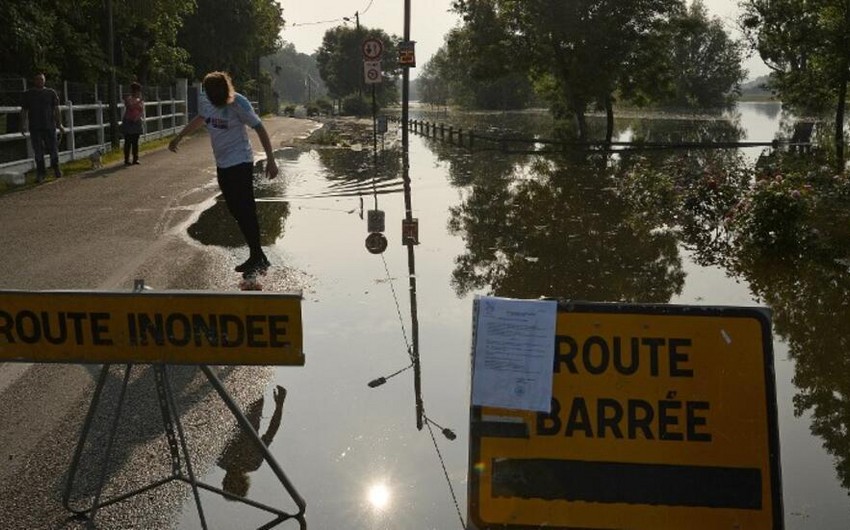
left=132, top=160, right=140, bottom=165
left=235, top=255, right=270, bottom=273
left=124, top=161, right=131, bottom=166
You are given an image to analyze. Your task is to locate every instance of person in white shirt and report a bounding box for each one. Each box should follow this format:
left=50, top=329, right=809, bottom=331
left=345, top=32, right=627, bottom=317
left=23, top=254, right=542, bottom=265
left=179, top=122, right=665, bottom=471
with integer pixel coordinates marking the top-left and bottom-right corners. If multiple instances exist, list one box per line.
left=169, top=71, right=279, bottom=274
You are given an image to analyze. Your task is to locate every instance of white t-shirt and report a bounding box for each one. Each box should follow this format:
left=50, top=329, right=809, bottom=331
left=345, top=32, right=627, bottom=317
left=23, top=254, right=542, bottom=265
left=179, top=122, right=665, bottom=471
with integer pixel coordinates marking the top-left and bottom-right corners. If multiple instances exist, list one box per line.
left=198, top=91, right=261, bottom=168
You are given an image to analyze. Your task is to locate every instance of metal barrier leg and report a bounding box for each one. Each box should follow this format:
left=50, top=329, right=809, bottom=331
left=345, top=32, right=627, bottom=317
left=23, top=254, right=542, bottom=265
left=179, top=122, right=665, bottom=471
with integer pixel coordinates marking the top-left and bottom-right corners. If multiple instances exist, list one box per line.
left=85, top=364, right=134, bottom=527
left=159, top=365, right=209, bottom=529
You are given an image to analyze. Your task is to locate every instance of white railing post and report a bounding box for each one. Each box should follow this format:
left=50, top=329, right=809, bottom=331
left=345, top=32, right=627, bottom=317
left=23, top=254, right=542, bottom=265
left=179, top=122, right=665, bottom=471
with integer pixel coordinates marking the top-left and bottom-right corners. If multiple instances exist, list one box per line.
left=177, top=78, right=188, bottom=126
left=66, top=101, right=76, bottom=159
left=157, top=86, right=163, bottom=139
left=169, top=86, right=175, bottom=132
left=96, top=101, right=105, bottom=147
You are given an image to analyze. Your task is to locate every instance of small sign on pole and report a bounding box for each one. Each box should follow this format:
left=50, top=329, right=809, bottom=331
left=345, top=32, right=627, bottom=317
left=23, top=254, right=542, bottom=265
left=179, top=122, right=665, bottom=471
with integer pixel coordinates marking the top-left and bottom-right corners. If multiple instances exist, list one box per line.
left=398, top=41, right=416, bottom=67
left=364, top=61, right=382, bottom=85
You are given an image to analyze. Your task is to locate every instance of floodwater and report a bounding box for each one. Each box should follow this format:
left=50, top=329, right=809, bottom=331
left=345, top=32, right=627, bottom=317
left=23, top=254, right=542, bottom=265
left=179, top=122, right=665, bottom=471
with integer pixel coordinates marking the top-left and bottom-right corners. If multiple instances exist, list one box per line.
left=182, top=102, right=849, bottom=529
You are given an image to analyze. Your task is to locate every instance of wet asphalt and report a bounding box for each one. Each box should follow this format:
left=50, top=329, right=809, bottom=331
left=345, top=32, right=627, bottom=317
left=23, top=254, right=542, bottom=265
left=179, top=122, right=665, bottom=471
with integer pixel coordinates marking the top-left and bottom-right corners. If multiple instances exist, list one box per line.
left=0, top=116, right=319, bottom=529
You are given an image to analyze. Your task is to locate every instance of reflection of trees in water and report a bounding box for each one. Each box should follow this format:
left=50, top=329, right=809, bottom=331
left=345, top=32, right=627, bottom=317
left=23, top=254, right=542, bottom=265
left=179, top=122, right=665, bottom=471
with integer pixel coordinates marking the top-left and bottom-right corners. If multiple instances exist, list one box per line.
left=620, top=113, right=746, bottom=144
left=446, top=149, right=684, bottom=301
left=622, top=147, right=850, bottom=494
left=315, top=147, right=402, bottom=197
left=730, top=250, right=850, bottom=491
left=747, top=102, right=782, bottom=121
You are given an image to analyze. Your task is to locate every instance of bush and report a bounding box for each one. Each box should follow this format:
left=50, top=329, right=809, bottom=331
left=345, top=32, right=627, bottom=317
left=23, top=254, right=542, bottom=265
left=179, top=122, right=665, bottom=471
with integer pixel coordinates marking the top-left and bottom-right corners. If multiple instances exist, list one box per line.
left=283, top=105, right=296, bottom=117
left=341, top=94, right=371, bottom=116
left=315, top=98, right=334, bottom=116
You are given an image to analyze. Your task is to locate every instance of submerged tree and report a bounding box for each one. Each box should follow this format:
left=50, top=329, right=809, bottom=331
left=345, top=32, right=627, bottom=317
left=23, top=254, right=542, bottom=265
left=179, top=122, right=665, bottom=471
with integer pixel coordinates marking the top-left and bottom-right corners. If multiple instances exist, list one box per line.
left=452, top=0, right=746, bottom=141
left=741, top=0, right=850, bottom=166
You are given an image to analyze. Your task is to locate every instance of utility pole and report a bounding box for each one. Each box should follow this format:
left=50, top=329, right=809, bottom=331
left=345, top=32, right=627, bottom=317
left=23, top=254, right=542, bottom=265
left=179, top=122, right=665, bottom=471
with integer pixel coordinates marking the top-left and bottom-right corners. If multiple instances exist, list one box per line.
left=356, top=11, right=362, bottom=98
left=399, top=0, right=422, bottom=432
left=106, top=0, right=119, bottom=149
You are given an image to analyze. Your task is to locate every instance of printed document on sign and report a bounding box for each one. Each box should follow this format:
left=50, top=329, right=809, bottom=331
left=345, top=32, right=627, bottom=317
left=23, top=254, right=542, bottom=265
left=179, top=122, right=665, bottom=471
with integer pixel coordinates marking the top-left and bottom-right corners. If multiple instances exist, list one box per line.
left=471, top=296, right=557, bottom=412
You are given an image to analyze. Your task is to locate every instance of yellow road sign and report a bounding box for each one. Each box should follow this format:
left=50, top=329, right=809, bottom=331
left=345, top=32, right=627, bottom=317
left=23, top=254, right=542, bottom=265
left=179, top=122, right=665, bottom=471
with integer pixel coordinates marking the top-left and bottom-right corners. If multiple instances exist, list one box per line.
left=469, top=302, right=782, bottom=530
left=0, top=289, right=304, bottom=365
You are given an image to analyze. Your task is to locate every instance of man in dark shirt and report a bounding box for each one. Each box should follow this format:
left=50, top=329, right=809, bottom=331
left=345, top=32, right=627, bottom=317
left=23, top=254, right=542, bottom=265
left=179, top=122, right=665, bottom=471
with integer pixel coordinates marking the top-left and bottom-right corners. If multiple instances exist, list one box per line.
left=20, top=73, right=64, bottom=181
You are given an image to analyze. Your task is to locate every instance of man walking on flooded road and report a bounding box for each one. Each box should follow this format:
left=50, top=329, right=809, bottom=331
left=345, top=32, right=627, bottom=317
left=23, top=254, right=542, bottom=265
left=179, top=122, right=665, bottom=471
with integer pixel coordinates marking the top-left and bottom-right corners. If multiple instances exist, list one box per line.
left=169, top=71, right=278, bottom=274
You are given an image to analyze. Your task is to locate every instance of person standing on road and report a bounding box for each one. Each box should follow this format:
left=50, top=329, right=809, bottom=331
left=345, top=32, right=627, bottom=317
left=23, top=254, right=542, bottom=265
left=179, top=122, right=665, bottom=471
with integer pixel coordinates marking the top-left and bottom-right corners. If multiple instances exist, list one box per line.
left=121, top=82, right=145, bottom=165
left=20, top=72, right=64, bottom=182
left=169, top=71, right=279, bottom=274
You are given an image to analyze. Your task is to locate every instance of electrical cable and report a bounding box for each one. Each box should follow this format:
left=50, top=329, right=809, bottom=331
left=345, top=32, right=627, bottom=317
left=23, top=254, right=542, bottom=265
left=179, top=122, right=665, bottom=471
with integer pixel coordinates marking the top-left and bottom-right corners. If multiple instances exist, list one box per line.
left=424, top=413, right=467, bottom=529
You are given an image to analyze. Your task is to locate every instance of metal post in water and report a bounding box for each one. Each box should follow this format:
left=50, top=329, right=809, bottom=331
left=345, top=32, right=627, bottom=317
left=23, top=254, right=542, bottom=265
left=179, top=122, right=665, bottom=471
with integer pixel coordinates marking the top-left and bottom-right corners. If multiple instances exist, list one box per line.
left=400, top=0, right=423, bottom=432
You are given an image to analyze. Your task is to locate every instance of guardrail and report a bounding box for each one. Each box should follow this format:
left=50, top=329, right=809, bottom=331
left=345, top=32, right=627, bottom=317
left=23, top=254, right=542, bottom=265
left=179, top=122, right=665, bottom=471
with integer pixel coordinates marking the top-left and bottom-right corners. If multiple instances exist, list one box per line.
left=0, top=79, right=189, bottom=177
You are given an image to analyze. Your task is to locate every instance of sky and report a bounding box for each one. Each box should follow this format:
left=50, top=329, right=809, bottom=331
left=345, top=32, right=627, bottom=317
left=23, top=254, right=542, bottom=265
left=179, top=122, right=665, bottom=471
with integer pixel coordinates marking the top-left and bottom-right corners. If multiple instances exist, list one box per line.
left=277, top=0, right=769, bottom=81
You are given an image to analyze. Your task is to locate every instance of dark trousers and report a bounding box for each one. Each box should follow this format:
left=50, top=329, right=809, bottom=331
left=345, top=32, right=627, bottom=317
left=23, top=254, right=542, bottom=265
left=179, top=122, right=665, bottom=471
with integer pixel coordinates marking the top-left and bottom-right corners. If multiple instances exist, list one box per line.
left=30, top=129, right=60, bottom=176
left=123, top=133, right=140, bottom=162
left=216, top=163, right=263, bottom=256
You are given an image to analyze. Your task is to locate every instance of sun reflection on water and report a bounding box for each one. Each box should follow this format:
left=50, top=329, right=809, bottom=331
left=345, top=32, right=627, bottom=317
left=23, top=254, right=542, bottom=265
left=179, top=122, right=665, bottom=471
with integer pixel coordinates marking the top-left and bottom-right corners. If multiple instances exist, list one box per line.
left=367, top=482, right=391, bottom=511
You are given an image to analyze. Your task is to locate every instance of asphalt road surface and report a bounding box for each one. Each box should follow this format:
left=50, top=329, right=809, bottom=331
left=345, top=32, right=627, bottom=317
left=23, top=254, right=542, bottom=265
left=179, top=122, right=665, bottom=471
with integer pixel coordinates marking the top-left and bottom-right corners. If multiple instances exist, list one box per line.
left=0, top=116, right=318, bottom=529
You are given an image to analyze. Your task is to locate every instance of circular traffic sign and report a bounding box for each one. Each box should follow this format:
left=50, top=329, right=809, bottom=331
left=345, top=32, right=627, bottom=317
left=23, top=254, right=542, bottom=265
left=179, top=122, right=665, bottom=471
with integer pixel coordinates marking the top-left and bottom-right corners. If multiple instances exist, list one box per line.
left=365, top=232, right=388, bottom=254
left=362, top=38, right=384, bottom=60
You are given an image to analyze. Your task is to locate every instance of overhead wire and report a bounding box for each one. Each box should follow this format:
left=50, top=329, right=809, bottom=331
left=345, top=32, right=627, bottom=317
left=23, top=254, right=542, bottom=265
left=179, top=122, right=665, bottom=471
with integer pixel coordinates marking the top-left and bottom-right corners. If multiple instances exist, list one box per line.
left=288, top=0, right=376, bottom=29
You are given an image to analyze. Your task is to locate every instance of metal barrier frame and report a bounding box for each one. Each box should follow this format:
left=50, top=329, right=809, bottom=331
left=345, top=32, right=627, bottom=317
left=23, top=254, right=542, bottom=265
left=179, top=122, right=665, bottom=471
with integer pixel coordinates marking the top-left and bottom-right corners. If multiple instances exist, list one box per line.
left=62, top=363, right=306, bottom=530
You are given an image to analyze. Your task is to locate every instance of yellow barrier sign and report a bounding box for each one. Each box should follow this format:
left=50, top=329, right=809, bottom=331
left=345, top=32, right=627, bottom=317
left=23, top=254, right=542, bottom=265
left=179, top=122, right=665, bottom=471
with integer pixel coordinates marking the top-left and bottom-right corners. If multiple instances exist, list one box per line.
left=469, top=302, right=782, bottom=530
left=0, top=289, right=304, bottom=365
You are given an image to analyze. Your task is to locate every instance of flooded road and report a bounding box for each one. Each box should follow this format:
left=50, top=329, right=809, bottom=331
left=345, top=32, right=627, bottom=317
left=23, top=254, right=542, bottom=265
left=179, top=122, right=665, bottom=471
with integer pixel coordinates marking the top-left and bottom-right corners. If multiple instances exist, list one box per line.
left=180, top=104, right=849, bottom=529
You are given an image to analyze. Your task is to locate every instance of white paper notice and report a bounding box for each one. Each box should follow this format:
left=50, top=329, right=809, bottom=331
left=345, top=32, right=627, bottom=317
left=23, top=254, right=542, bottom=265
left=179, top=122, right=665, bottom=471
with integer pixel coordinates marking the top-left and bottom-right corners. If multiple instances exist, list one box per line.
left=471, top=296, right=557, bottom=412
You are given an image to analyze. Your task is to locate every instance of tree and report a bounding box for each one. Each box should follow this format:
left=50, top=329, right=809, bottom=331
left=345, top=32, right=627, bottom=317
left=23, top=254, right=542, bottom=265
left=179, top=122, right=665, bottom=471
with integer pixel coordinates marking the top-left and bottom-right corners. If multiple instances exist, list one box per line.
left=0, top=0, right=195, bottom=85
left=315, top=25, right=400, bottom=107
left=179, top=0, right=284, bottom=83
left=262, top=43, right=327, bottom=104
left=454, top=0, right=680, bottom=142
left=418, top=47, right=450, bottom=107
left=741, top=0, right=850, bottom=165
left=658, top=1, right=745, bottom=109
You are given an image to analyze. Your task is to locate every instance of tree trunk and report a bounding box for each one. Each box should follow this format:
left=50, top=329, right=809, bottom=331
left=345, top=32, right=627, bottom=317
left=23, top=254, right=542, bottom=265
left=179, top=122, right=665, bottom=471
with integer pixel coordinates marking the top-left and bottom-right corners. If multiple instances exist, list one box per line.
left=605, top=95, right=614, bottom=144
left=835, top=61, right=848, bottom=169
left=574, top=109, right=588, bottom=142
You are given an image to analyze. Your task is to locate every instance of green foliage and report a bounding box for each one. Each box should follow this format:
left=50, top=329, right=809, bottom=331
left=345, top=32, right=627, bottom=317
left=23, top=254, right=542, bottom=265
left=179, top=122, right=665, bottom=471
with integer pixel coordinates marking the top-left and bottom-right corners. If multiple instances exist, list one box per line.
left=315, top=98, right=334, bottom=115
left=740, top=0, right=850, bottom=161
left=262, top=43, right=327, bottom=104
left=178, top=0, right=284, bottom=82
left=315, top=25, right=400, bottom=104
left=0, top=0, right=196, bottom=84
left=656, top=1, right=745, bottom=108
left=341, top=94, right=371, bottom=116
left=617, top=151, right=752, bottom=259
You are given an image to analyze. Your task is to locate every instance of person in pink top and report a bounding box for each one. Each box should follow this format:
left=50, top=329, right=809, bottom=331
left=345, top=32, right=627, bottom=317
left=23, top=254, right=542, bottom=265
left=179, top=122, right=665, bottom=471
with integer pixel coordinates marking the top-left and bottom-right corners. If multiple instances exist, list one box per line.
left=121, top=82, right=144, bottom=165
